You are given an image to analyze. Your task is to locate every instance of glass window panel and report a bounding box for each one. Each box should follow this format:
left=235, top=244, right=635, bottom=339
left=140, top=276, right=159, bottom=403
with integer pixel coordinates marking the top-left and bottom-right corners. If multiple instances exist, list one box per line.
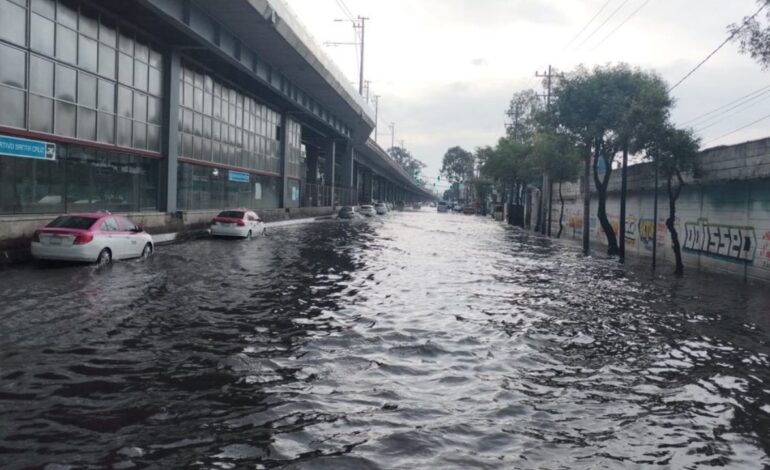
left=193, top=87, right=203, bottom=111
left=133, top=60, right=147, bottom=92
left=192, top=136, right=202, bottom=159
left=98, top=44, right=115, bottom=79
left=31, top=14, right=55, bottom=56
left=182, top=133, right=192, bottom=157
left=97, top=79, right=114, bottom=113
left=57, top=0, right=78, bottom=28
left=56, top=25, right=77, bottom=64
left=55, top=100, right=76, bottom=136
left=193, top=112, right=202, bottom=137
left=149, top=49, right=161, bottom=68
left=117, top=117, right=131, bottom=147
left=78, top=35, right=98, bottom=72
left=97, top=112, right=114, bottom=143
left=203, top=116, right=212, bottom=138
left=193, top=70, right=203, bottom=89
left=212, top=120, right=220, bottom=140
left=99, top=17, right=116, bottom=46
left=148, top=67, right=161, bottom=96
left=118, top=52, right=133, bottom=85
left=134, top=39, right=148, bottom=63
left=0, top=0, right=26, bottom=46
left=77, top=72, right=96, bottom=108
left=77, top=106, right=96, bottom=140
left=133, top=92, right=147, bottom=122
left=147, top=125, right=160, bottom=152
left=117, top=85, right=132, bottom=118
left=31, top=0, right=55, bottom=18
left=183, top=82, right=192, bottom=108
left=55, top=64, right=76, bottom=102
left=79, top=6, right=98, bottom=38
left=0, top=44, right=25, bottom=89
left=132, top=121, right=146, bottom=149
left=0, top=86, right=25, bottom=128
left=118, top=30, right=133, bottom=55
left=182, top=109, right=192, bottom=133
left=147, top=97, right=160, bottom=125
left=29, top=95, right=54, bottom=133
left=30, top=56, right=54, bottom=97
left=13, top=157, right=65, bottom=214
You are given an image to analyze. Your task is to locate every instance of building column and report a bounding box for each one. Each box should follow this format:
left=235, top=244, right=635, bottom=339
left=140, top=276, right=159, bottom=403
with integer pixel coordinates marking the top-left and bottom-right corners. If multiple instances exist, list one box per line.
left=339, top=141, right=354, bottom=205
left=323, top=139, right=336, bottom=207
left=279, top=113, right=290, bottom=208
left=161, top=48, right=181, bottom=213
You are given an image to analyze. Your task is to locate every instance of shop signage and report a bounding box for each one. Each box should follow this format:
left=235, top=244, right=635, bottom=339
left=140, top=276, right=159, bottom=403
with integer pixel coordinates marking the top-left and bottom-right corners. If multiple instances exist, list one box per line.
left=228, top=170, right=249, bottom=183
left=0, top=135, right=56, bottom=161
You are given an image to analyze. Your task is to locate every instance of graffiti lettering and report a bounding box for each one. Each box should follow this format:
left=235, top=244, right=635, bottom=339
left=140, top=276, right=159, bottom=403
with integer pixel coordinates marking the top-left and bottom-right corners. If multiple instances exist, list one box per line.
left=638, top=219, right=666, bottom=250
left=625, top=217, right=637, bottom=247
left=683, top=219, right=756, bottom=262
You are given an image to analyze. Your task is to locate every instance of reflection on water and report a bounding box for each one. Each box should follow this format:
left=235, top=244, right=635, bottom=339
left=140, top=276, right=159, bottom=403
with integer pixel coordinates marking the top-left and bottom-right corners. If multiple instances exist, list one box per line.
left=1, top=211, right=769, bottom=469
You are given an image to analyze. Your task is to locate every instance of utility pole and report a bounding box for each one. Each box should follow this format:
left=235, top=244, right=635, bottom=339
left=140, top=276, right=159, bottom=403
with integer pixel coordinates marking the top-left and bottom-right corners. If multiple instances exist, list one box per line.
left=389, top=122, right=395, bottom=150
left=535, top=65, right=561, bottom=235
left=373, top=95, right=380, bottom=143
left=363, top=80, right=372, bottom=102
left=329, top=16, right=369, bottom=96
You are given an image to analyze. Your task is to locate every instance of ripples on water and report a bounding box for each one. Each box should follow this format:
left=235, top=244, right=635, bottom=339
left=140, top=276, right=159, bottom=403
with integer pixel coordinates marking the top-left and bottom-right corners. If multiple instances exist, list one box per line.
left=1, top=211, right=770, bottom=469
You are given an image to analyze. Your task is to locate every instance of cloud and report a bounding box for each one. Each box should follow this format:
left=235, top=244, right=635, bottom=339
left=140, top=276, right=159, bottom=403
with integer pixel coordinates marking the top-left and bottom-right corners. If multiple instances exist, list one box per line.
left=471, top=58, right=488, bottom=67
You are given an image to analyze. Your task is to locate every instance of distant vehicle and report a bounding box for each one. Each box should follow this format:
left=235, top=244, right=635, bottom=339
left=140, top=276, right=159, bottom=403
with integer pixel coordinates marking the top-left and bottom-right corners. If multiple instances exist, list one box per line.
left=412, top=203, right=422, bottom=210
left=429, top=202, right=436, bottom=208
left=338, top=206, right=357, bottom=219
left=463, top=206, right=476, bottom=215
left=210, top=209, right=264, bottom=238
left=437, top=201, right=449, bottom=213
left=359, top=205, right=376, bottom=217
left=453, top=204, right=464, bottom=212
left=374, top=202, right=388, bottom=215
left=31, top=213, right=153, bottom=265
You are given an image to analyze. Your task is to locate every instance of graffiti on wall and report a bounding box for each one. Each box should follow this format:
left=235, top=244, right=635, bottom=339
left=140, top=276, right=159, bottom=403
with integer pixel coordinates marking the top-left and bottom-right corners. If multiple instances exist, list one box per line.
left=625, top=216, right=637, bottom=247
left=638, top=218, right=667, bottom=250
left=682, top=219, right=756, bottom=262
left=760, top=232, right=770, bottom=269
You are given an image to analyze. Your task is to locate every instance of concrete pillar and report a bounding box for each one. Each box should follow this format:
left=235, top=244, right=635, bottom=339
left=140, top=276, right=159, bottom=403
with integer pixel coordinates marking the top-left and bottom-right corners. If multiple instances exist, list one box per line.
left=161, top=48, right=181, bottom=213
left=339, top=142, right=354, bottom=205
left=279, top=113, right=290, bottom=208
left=323, top=139, right=335, bottom=207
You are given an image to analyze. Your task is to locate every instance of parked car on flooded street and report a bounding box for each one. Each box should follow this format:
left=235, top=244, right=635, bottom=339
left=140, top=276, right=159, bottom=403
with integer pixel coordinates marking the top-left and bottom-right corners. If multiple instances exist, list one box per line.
left=375, top=202, right=388, bottom=215
left=338, top=206, right=357, bottom=219
left=210, top=210, right=265, bottom=239
left=359, top=205, right=376, bottom=217
left=31, top=213, right=153, bottom=265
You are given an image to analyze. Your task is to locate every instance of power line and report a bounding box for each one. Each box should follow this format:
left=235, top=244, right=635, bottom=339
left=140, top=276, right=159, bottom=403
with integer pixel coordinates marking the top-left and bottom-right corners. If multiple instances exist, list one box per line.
left=565, top=0, right=613, bottom=49
left=697, top=91, right=768, bottom=132
left=573, top=0, right=632, bottom=50
left=681, top=84, right=770, bottom=125
left=693, top=88, right=770, bottom=131
left=704, top=111, right=770, bottom=145
left=590, top=0, right=652, bottom=51
left=334, top=0, right=355, bottom=22
left=668, top=0, right=770, bottom=93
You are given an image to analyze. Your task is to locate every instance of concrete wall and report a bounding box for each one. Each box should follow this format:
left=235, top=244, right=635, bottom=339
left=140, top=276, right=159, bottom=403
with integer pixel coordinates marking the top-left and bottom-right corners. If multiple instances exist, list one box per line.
left=548, top=137, right=770, bottom=282
left=0, top=206, right=335, bottom=264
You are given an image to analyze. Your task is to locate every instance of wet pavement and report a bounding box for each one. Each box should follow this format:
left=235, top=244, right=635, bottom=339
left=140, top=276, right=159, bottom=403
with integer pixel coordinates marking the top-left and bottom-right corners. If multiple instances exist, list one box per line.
left=1, top=210, right=770, bottom=469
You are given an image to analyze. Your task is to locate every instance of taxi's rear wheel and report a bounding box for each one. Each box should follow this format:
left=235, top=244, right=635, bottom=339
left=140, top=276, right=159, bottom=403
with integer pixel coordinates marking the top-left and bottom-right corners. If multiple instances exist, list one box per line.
left=96, top=248, right=112, bottom=266
left=141, top=243, right=153, bottom=258
left=246, top=230, right=253, bottom=239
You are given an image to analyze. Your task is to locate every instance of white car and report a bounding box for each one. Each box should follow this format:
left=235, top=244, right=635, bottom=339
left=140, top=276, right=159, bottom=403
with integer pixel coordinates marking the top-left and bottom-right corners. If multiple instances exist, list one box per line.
left=374, top=202, right=388, bottom=215
left=31, top=213, right=154, bottom=265
left=210, top=209, right=265, bottom=238
left=359, top=205, right=376, bottom=217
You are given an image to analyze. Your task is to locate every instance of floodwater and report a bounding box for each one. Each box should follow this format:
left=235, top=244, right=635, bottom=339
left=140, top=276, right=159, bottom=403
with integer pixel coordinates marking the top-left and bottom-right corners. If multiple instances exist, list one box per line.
left=1, top=210, right=770, bottom=469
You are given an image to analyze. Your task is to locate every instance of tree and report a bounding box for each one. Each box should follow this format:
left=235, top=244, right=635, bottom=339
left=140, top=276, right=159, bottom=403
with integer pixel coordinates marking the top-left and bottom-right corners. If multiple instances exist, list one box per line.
left=441, top=146, right=475, bottom=184
left=532, top=132, right=582, bottom=238
left=505, top=89, right=543, bottom=144
left=640, top=124, right=700, bottom=275
left=479, top=137, right=536, bottom=207
left=729, top=1, right=770, bottom=68
left=553, top=64, right=673, bottom=256
left=388, top=146, right=426, bottom=181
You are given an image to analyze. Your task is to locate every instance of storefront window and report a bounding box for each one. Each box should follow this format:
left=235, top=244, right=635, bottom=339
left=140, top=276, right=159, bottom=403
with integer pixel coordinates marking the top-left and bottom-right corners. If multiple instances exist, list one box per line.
left=176, top=162, right=280, bottom=211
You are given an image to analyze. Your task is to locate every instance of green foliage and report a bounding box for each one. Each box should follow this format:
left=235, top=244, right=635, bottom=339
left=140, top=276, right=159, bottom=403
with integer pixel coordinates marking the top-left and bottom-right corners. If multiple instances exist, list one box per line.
left=479, top=137, right=536, bottom=186
left=388, top=146, right=426, bottom=180
left=505, top=89, right=544, bottom=144
left=729, top=1, right=770, bottom=69
left=531, top=132, right=582, bottom=184
left=642, top=124, right=701, bottom=180
left=441, top=146, right=475, bottom=182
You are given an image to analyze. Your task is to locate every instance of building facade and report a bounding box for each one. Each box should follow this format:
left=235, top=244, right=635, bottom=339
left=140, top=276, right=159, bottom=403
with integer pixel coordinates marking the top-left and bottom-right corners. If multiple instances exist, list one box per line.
left=0, top=0, right=430, bottom=221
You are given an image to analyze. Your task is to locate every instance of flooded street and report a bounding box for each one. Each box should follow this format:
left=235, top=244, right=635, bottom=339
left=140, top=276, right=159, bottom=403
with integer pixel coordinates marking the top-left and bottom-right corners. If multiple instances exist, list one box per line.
left=2, top=210, right=770, bottom=469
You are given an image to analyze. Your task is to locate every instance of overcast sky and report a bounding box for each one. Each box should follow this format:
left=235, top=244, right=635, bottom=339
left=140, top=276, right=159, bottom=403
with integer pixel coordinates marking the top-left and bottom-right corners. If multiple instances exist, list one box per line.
left=283, top=0, right=770, bottom=186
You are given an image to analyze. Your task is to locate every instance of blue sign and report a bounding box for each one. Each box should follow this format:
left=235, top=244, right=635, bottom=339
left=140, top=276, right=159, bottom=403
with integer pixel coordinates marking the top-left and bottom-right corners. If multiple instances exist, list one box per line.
left=228, top=170, right=249, bottom=183
left=0, top=135, right=56, bottom=161
left=596, top=154, right=607, bottom=179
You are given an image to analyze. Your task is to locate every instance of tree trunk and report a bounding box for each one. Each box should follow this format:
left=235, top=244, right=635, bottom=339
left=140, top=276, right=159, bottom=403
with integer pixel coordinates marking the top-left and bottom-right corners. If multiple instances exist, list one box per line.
left=619, top=142, right=628, bottom=263
left=557, top=181, right=564, bottom=238
left=582, top=143, right=592, bottom=255
left=593, top=141, right=619, bottom=256
left=666, top=174, right=684, bottom=275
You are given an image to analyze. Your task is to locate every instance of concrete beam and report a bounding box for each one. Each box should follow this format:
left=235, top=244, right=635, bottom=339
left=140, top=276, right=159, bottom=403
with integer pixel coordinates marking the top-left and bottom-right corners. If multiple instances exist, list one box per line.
left=161, top=48, right=182, bottom=213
